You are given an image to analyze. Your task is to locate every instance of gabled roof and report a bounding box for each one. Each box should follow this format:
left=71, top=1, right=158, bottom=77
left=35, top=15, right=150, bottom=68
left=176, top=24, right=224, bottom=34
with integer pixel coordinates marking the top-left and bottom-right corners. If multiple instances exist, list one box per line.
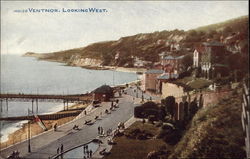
left=145, top=69, right=164, bottom=74
left=93, top=85, right=113, bottom=94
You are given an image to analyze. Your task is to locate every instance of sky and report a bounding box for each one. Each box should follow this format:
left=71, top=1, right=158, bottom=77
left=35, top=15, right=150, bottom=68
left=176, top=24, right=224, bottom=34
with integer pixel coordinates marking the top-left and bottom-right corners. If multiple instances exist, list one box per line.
left=1, top=1, right=248, bottom=54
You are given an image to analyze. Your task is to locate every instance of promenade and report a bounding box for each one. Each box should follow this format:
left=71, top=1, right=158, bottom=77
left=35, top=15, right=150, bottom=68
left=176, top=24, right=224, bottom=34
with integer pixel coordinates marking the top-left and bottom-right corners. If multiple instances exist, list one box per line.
left=0, top=87, right=146, bottom=159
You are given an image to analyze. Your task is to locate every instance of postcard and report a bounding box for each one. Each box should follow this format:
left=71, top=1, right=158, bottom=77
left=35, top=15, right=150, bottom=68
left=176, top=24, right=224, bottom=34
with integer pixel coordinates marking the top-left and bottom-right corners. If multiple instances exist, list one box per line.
left=0, top=1, right=249, bottom=159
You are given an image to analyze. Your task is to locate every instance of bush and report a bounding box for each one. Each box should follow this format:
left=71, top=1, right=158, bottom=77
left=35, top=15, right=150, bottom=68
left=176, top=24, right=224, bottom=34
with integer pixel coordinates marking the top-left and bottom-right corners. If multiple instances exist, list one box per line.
left=134, top=102, right=165, bottom=120
left=163, top=129, right=182, bottom=145
left=148, top=115, right=156, bottom=123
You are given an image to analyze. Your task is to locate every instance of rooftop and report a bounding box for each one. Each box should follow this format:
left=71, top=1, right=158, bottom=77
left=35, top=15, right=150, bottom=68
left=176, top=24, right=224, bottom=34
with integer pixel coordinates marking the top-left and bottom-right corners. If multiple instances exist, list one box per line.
left=157, top=73, right=179, bottom=80
left=93, top=85, right=113, bottom=94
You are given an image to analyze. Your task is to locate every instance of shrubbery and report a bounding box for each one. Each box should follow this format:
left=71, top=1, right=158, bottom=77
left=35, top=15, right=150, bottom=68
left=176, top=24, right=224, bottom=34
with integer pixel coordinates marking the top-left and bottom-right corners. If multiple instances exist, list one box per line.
left=134, top=102, right=164, bottom=121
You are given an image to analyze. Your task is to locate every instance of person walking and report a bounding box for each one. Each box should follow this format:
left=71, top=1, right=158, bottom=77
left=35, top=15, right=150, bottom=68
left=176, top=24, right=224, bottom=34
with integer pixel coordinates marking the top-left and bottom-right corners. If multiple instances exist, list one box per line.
left=57, top=147, right=59, bottom=154
left=98, top=126, right=100, bottom=134
left=54, top=123, right=57, bottom=131
left=90, top=150, right=93, bottom=157
left=60, top=144, right=64, bottom=153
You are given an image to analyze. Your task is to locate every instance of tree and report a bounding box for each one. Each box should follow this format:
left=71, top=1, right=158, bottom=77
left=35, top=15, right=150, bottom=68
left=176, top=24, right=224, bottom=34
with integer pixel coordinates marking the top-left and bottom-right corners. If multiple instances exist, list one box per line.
left=162, top=96, right=175, bottom=118
left=223, top=26, right=233, bottom=36
left=207, top=30, right=218, bottom=39
left=182, top=54, right=193, bottom=70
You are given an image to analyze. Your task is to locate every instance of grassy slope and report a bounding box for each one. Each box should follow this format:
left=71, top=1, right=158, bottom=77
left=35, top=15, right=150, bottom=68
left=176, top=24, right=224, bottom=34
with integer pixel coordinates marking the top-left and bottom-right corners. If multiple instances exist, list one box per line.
left=104, top=121, right=169, bottom=159
left=169, top=91, right=246, bottom=158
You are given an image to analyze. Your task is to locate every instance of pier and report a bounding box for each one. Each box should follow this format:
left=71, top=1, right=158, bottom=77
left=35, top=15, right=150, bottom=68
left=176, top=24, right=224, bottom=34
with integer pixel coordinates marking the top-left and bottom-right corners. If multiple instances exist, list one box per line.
left=0, top=93, right=92, bottom=102
left=0, top=93, right=92, bottom=113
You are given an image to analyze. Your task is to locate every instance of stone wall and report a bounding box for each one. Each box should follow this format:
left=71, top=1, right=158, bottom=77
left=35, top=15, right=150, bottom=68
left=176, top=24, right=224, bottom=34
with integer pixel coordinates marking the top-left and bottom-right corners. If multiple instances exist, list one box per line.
left=172, top=89, right=232, bottom=121
left=161, top=82, right=186, bottom=99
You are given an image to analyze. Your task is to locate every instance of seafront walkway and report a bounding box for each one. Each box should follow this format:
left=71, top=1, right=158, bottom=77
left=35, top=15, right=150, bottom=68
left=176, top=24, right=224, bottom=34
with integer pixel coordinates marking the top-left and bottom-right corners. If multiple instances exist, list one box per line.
left=0, top=87, right=150, bottom=159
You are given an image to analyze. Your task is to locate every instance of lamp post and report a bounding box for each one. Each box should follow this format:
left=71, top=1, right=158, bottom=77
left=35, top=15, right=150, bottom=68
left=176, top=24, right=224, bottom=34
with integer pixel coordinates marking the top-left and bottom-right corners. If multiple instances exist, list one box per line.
left=28, top=120, right=31, bottom=153
left=27, top=108, right=31, bottom=153
left=141, top=92, right=144, bottom=102
left=136, top=86, right=138, bottom=98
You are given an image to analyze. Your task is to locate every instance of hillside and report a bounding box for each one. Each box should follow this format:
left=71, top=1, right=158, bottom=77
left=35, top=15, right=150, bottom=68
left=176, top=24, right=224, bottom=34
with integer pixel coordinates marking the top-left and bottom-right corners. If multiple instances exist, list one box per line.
left=168, top=90, right=246, bottom=158
left=24, top=15, right=248, bottom=68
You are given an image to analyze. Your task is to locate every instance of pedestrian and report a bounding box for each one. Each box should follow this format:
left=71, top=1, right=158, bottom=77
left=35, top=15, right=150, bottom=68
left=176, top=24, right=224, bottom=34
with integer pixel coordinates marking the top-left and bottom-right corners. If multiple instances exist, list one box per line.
left=84, top=110, right=87, bottom=115
left=100, top=127, right=103, bottom=135
left=98, top=126, right=100, bottom=134
left=86, top=144, right=88, bottom=150
left=57, top=147, right=59, bottom=154
left=83, top=145, right=85, bottom=153
left=90, top=150, right=93, bottom=157
left=60, top=144, right=64, bottom=153
left=86, top=150, right=89, bottom=158
left=54, top=123, right=57, bottom=131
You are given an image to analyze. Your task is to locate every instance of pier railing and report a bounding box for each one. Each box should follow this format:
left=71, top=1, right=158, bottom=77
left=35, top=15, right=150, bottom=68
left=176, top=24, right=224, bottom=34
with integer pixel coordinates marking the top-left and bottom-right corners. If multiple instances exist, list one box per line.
left=242, top=80, right=250, bottom=158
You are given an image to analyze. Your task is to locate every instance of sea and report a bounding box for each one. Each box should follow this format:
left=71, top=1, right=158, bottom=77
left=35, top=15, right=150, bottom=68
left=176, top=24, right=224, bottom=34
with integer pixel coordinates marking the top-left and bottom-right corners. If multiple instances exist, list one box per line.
left=0, top=54, right=138, bottom=143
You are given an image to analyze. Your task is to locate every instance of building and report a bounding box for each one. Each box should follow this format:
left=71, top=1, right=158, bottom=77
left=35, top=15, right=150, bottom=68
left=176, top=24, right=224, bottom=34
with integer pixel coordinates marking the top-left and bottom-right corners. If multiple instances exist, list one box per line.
left=161, top=82, right=185, bottom=99
left=193, top=46, right=204, bottom=68
left=92, top=85, right=114, bottom=101
left=157, top=73, right=179, bottom=93
left=193, top=41, right=228, bottom=79
left=160, top=54, right=185, bottom=74
left=142, top=69, right=164, bottom=92
left=133, top=57, right=152, bottom=68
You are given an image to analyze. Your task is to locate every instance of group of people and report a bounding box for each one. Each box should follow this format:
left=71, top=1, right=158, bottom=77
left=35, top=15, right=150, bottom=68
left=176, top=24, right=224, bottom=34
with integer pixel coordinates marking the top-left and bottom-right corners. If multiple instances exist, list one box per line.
left=7, top=150, right=20, bottom=159
left=83, top=145, right=93, bottom=158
